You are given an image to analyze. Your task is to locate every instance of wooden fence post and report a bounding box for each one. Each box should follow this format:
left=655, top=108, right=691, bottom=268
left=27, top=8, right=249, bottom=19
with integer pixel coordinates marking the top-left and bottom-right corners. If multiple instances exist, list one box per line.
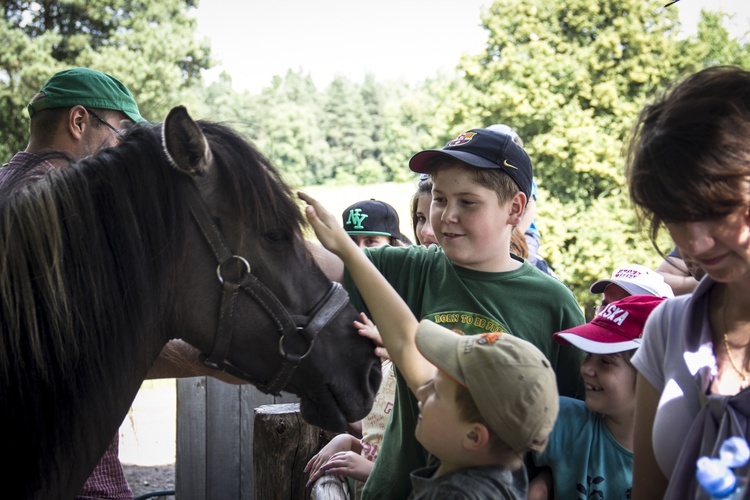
left=253, top=403, right=326, bottom=500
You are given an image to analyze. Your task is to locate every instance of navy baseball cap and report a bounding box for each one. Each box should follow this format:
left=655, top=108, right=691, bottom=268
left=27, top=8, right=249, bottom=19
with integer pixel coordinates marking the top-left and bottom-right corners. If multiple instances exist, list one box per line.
left=409, top=129, right=533, bottom=199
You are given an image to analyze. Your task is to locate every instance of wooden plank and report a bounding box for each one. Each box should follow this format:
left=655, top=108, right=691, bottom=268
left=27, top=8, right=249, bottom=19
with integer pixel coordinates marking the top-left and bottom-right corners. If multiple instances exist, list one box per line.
left=176, top=376, right=207, bottom=500
left=177, top=379, right=302, bottom=500
left=206, top=377, right=242, bottom=499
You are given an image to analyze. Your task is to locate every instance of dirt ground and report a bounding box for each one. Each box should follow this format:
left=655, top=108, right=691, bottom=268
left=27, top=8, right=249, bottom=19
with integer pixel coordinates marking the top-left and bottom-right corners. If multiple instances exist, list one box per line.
left=123, top=464, right=175, bottom=499
left=119, top=379, right=177, bottom=499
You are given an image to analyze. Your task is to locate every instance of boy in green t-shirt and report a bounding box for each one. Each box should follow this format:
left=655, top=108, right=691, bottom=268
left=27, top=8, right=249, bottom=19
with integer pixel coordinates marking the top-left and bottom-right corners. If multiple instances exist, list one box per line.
left=302, top=188, right=559, bottom=498
left=309, top=129, right=585, bottom=499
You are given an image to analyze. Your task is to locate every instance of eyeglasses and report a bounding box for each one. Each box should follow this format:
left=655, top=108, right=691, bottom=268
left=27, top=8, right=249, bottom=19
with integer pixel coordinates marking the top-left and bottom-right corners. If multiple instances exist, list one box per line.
left=86, top=108, right=126, bottom=139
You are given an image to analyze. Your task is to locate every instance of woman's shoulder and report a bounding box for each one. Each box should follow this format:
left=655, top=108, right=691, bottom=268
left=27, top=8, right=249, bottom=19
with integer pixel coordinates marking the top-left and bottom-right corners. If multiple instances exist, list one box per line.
left=644, top=284, right=707, bottom=336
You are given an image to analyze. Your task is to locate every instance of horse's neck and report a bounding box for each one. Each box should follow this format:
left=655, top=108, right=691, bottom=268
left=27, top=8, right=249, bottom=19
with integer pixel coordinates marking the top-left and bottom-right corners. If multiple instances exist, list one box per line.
left=36, top=335, right=168, bottom=499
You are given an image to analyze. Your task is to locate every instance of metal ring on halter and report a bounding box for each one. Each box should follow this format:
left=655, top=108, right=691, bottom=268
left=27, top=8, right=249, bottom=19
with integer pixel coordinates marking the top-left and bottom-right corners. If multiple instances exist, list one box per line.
left=216, top=255, right=251, bottom=285
left=278, top=330, right=315, bottom=363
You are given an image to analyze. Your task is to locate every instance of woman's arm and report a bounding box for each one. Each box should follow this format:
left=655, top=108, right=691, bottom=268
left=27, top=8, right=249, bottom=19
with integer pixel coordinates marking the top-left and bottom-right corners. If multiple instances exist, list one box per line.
left=655, top=255, right=698, bottom=296
left=632, top=373, right=669, bottom=499
left=298, top=192, right=435, bottom=393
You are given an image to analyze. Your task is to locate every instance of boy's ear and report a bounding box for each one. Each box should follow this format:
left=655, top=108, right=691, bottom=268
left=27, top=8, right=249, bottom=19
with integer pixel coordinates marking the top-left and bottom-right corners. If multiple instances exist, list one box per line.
left=463, top=422, right=491, bottom=451
left=505, top=192, right=527, bottom=226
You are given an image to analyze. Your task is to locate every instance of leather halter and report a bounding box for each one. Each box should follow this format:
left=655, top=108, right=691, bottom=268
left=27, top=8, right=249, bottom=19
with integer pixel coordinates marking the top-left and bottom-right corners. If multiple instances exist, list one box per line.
left=185, top=183, right=351, bottom=395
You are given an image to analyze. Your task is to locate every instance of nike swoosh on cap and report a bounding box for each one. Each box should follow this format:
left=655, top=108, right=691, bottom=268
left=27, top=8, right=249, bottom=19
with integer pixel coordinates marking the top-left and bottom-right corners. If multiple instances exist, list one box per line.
left=503, top=159, right=518, bottom=170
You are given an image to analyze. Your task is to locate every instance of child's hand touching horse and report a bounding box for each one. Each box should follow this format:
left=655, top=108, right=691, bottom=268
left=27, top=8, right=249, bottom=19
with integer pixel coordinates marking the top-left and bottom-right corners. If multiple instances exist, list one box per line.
left=298, top=191, right=434, bottom=395
left=298, top=192, right=359, bottom=259
left=355, top=312, right=390, bottom=360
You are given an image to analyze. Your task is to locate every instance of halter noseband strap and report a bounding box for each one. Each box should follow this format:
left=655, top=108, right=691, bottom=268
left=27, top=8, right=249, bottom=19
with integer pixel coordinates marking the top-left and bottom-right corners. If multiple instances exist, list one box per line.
left=185, top=183, right=349, bottom=395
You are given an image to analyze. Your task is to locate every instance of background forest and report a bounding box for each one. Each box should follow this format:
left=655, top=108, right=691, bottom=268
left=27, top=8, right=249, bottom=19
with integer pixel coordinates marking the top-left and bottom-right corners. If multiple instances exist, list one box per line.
left=1, top=0, right=749, bottom=311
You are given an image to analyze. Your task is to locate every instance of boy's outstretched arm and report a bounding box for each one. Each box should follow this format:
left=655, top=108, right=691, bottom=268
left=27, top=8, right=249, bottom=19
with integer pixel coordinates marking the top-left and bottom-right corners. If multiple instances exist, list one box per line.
left=298, top=192, right=435, bottom=393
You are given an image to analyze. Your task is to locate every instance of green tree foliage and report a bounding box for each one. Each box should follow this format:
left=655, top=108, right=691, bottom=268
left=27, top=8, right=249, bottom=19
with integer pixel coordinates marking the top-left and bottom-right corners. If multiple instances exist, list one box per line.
left=248, top=71, right=331, bottom=186
left=322, top=76, right=375, bottom=183
left=190, top=69, right=455, bottom=187
left=0, top=0, right=210, bottom=161
left=458, top=0, right=750, bottom=309
left=461, top=0, right=687, bottom=204
left=682, top=11, right=750, bottom=70
left=1, top=0, right=747, bottom=312
left=538, top=188, right=672, bottom=312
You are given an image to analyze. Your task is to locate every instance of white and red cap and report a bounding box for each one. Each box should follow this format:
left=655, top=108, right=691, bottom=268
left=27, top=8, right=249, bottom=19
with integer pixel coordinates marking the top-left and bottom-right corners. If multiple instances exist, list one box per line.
left=554, top=295, right=666, bottom=354
left=589, top=264, right=674, bottom=298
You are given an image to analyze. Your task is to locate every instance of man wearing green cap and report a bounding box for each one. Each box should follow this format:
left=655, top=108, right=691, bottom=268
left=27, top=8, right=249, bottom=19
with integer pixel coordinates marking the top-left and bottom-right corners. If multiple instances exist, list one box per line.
left=3, top=67, right=144, bottom=183
left=1, top=67, right=145, bottom=499
left=27, top=67, right=144, bottom=124
left=2, top=67, right=249, bottom=499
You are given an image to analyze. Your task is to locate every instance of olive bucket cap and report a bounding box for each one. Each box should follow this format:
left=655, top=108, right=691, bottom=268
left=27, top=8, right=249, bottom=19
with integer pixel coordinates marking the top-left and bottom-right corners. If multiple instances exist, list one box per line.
left=27, top=67, right=145, bottom=123
left=415, top=320, right=559, bottom=454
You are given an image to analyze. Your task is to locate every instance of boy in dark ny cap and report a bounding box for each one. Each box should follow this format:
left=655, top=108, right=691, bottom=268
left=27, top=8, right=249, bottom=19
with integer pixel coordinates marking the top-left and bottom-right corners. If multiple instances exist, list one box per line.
left=342, top=199, right=412, bottom=248
left=300, top=191, right=559, bottom=499
left=304, top=128, right=584, bottom=499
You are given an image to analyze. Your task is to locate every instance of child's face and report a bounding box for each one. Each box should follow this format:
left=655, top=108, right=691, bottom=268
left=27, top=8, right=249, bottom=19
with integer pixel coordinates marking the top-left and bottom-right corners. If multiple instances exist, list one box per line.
left=595, top=284, right=631, bottom=314
left=350, top=234, right=391, bottom=248
left=580, top=353, right=637, bottom=420
left=431, top=164, right=519, bottom=271
left=415, top=193, right=438, bottom=247
left=414, top=370, right=468, bottom=460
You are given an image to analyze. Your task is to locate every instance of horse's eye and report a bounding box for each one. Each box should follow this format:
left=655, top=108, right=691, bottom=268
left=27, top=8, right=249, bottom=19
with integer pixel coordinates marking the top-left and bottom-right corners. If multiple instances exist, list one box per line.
left=264, top=230, right=290, bottom=243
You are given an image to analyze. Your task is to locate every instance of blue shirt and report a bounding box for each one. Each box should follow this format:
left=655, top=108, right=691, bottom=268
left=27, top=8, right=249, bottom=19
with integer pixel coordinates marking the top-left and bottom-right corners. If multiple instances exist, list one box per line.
left=533, top=397, right=633, bottom=499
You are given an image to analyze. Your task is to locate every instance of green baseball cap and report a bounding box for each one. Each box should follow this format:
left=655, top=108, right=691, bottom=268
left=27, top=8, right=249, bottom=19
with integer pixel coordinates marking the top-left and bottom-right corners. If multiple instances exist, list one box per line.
left=27, top=67, right=145, bottom=123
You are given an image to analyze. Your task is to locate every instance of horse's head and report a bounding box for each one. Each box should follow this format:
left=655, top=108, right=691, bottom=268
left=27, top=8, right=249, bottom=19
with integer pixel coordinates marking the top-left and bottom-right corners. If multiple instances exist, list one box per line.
left=162, top=106, right=380, bottom=431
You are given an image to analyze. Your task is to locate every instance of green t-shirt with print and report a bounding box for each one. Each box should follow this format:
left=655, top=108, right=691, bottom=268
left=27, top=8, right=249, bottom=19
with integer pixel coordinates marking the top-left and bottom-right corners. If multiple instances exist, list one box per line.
left=346, top=245, right=585, bottom=500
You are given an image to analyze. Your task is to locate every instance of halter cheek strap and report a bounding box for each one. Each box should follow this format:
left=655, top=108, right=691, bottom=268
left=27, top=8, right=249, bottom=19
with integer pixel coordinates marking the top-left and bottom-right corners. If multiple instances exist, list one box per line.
left=185, top=183, right=350, bottom=396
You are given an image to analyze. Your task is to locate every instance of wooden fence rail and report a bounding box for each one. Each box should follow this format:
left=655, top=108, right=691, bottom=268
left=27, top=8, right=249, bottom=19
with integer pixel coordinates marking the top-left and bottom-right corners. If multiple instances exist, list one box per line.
left=176, top=377, right=298, bottom=499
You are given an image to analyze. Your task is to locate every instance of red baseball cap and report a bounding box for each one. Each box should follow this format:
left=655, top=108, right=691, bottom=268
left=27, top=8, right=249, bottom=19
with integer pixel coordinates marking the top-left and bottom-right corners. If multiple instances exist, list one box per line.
left=553, top=295, right=666, bottom=354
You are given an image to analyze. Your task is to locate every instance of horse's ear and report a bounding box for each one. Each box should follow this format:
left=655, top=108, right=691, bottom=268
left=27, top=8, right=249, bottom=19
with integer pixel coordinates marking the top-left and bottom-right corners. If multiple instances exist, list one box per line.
left=163, top=106, right=213, bottom=177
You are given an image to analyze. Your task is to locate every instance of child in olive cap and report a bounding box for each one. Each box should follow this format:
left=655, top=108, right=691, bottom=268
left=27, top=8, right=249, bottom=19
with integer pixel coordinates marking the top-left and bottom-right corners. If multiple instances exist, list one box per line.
left=300, top=191, right=559, bottom=499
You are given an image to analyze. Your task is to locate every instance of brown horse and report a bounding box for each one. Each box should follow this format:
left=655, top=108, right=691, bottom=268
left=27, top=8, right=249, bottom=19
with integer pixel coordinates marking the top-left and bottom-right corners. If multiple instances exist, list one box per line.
left=0, top=106, right=380, bottom=499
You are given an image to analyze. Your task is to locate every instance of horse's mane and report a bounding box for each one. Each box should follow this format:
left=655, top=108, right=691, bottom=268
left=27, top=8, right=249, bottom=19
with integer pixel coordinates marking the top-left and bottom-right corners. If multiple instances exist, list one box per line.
left=197, top=121, right=305, bottom=244
left=0, top=118, right=304, bottom=496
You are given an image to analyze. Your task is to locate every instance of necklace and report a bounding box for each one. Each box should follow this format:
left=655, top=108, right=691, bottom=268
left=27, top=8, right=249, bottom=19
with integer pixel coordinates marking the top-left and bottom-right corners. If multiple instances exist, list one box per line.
left=722, top=295, right=749, bottom=390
